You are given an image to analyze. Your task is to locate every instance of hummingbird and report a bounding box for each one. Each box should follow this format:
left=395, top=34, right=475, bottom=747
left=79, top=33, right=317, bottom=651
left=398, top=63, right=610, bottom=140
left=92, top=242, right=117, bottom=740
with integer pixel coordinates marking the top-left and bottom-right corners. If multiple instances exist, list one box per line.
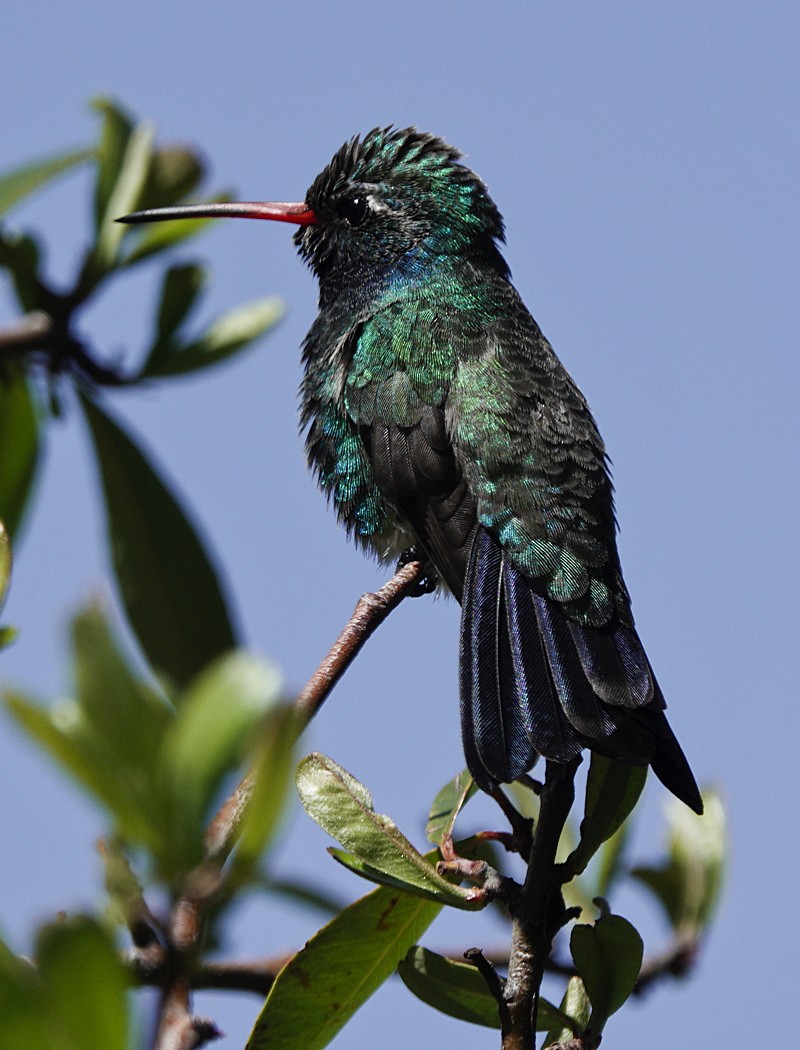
left=120, top=127, right=702, bottom=813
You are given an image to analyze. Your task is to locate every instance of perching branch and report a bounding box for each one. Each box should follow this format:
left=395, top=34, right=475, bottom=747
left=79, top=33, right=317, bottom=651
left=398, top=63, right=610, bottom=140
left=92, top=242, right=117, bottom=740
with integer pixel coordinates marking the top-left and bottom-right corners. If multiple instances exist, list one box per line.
left=205, top=558, right=426, bottom=860
left=502, top=758, right=581, bottom=1050
left=148, top=561, right=426, bottom=1048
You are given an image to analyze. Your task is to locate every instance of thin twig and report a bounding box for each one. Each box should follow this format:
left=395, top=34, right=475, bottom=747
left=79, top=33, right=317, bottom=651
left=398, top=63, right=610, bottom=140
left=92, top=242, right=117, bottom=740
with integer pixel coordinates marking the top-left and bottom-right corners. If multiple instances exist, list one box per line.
left=205, top=559, right=426, bottom=859
left=149, top=562, right=426, bottom=1046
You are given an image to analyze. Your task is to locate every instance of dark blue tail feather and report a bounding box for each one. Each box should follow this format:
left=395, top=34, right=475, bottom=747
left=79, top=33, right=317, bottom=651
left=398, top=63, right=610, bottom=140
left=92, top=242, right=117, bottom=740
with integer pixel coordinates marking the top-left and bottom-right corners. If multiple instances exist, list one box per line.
left=459, top=526, right=702, bottom=813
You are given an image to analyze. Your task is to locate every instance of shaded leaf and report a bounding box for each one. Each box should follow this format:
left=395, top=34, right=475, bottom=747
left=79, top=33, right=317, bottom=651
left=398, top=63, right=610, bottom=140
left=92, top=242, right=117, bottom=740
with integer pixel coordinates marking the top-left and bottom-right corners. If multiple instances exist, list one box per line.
left=0, top=147, right=91, bottom=218
left=296, top=754, right=484, bottom=910
left=398, top=946, right=575, bottom=1032
left=81, top=395, right=236, bottom=687
left=0, top=935, right=52, bottom=1050
left=570, top=912, right=643, bottom=1034
left=0, top=231, right=44, bottom=312
left=36, top=916, right=129, bottom=1050
left=426, top=769, right=477, bottom=846
left=139, top=146, right=205, bottom=212
left=143, top=296, right=284, bottom=378
left=247, top=885, right=441, bottom=1050
left=0, top=372, right=41, bottom=540
left=154, top=263, right=206, bottom=346
left=565, top=755, right=646, bottom=878
left=398, top=946, right=501, bottom=1029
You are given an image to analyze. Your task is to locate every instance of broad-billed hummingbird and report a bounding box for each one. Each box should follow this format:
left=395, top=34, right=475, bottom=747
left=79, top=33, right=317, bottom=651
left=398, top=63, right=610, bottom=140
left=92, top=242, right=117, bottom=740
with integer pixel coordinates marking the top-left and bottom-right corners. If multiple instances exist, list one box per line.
left=120, top=127, right=702, bottom=813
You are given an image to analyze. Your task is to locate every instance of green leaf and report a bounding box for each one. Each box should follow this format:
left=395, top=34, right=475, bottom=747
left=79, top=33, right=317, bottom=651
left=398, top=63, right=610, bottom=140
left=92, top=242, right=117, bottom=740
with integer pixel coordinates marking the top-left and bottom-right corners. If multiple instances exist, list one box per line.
left=425, top=769, right=477, bottom=846
left=155, top=263, right=207, bottom=345
left=543, top=975, right=591, bottom=1047
left=632, top=789, right=726, bottom=935
left=398, top=946, right=501, bottom=1029
left=0, top=147, right=91, bottom=218
left=0, top=935, right=51, bottom=1050
left=158, top=651, right=281, bottom=876
left=246, top=884, right=441, bottom=1050
left=36, top=916, right=129, bottom=1050
left=4, top=688, right=162, bottom=847
left=0, top=521, right=10, bottom=614
left=121, top=201, right=230, bottom=266
left=570, top=912, right=643, bottom=1035
left=72, top=603, right=172, bottom=778
left=0, top=372, right=41, bottom=540
left=81, top=395, right=237, bottom=687
left=232, top=704, right=301, bottom=873
left=565, top=755, right=647, bottom=878
left=0, top=231, right=44, bottom=312
left=143, top=296, right=284, bottom=378
left=93, top=120, right=154, bottom=273
left=296, top=754, right=484, bottom=910
left=398, top=947, right=572, bottom=1033
left=92, top=97, right=134, bottom=230
left=139, top=146, right=205, bottom=211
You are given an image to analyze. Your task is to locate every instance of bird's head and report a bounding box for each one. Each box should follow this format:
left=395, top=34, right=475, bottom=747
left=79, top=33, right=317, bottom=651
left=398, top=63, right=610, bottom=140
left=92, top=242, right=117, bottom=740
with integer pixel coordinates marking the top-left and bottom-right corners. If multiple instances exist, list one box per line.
left=118, top=127, right=508, bottom=302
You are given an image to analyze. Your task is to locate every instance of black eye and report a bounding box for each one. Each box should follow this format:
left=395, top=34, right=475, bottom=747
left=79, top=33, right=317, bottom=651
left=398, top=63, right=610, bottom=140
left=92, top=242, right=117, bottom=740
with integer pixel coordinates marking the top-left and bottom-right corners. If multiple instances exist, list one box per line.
left=337, top=195, right=368, bottom=227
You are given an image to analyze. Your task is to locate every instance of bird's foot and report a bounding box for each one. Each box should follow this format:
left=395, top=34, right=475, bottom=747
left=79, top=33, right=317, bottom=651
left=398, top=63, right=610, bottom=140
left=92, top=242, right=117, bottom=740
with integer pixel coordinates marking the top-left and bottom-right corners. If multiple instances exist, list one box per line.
left=396, top=546, right=437, bottom=596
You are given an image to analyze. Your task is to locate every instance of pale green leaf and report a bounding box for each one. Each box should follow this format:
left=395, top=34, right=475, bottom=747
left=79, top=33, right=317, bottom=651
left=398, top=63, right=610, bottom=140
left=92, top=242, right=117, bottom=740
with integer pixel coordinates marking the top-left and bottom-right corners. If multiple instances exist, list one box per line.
left=296, top=754, right=483, bottom=910
left=0, top=147, right=91, bottom=218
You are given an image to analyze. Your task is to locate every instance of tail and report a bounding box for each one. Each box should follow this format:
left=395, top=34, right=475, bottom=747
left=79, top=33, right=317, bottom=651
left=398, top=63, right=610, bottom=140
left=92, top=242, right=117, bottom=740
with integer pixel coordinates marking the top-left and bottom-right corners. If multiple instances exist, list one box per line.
left=459, top=527, right=702, bottom=814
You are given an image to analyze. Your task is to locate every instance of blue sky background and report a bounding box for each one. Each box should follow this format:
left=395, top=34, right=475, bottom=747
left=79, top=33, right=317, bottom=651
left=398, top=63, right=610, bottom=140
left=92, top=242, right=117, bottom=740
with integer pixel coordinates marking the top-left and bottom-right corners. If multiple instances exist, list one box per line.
left=2, top=1, right=797, bottom=1046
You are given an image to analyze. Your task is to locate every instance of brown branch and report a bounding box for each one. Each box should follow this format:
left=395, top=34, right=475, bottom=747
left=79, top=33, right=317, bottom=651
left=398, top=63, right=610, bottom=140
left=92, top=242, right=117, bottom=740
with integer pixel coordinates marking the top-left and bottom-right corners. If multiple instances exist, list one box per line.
left=502, top=757, right=580, bottom=1050
left=205, top=559, right=426, bottom=860
left=148, top=562, right=425, bottom=1046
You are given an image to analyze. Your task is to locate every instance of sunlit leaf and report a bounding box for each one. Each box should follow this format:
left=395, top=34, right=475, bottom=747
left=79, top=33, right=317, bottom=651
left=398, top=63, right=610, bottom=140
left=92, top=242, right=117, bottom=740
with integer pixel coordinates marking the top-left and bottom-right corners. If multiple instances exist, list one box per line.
left=94, top=120, right=154, bottom=272
left=143, top=296, right=284, bottom=378
left=425, top=769, right=477, bottom=846
left=232, top=704, right=301, bottom=874
left=632, top=789, right=726, bottom=935
left=72, top=603, right=172, bottom=777
left=4, top=689, right=161, bottom=847
left=247, top=885, right=441, bottom=1050
left=158, top=651, right=281, bottom=876
left=92, top=97, right=134, bottom=230
left=36, top=916, right=129, bottom=1050
left=570, top=911, right=643, bottom=1035
left=121, top=194, right=234, bottom=266
left=0, top=147, right=91, bottom=218
left=0, top=522, right=10, bottom=614
left=81, top=395, right=237, bottom=687
left=0, top=372, right=41, bottom=540
left=296, top=754, right=484, bottom=910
